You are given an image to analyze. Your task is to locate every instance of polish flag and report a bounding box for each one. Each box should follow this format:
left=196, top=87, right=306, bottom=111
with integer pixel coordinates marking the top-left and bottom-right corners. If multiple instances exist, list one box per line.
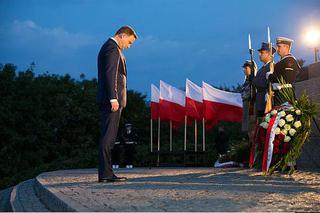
left=159, top=80, right=185, bottom=127
left=202, top=81, right=243, bottom=128
left=151, top=84, right=160, bottom=120
left=185, top=79, right=203, bottom=121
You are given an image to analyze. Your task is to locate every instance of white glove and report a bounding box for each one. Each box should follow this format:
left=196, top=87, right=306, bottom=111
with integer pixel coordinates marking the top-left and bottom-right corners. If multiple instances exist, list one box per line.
left=266, top=72, right=272, bottom=79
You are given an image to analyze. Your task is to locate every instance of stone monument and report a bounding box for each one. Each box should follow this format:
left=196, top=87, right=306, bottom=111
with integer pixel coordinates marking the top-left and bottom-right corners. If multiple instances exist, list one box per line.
left=295, top=62, right=320, bottom=169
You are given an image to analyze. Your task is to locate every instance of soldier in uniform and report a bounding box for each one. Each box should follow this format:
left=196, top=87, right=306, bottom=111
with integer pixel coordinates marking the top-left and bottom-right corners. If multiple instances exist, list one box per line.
left=111, top=136, right=121, bottom=169
left=253, top=42, right=276, bottom=119
left=120, top=123, right=138, bottom=169
left=267, top=37, right=302, bottom=106
left=241, top=60, right=257, bottom=132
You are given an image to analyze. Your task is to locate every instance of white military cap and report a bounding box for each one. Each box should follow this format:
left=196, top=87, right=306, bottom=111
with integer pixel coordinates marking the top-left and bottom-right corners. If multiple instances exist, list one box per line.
left=276, top=37, right=294, bottom=45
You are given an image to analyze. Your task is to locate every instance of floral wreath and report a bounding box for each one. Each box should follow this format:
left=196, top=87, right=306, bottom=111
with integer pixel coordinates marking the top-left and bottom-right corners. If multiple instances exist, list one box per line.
left=250, top=79, right=317, bottom=175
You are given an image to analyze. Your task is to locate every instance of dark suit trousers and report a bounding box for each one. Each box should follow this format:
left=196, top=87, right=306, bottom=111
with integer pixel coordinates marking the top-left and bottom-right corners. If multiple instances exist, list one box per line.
left=98, top=104, right=122, bottom=179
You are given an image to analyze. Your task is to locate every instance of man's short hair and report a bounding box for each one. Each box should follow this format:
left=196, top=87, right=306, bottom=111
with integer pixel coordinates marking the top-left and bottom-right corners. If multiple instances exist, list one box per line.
left=115, top=26, right=138, bottom=39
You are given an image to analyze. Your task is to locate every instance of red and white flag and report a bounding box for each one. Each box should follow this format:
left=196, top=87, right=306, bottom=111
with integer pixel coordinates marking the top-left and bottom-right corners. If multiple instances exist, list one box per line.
left=202, top=81, right=243, bottom=128
left=159, top=80, right=185, bottom=127
left=185, top=79, right=203, bottom=121
left=262, top=113, right=281, bottom=172
left=151, top=84, right=160, bottom=120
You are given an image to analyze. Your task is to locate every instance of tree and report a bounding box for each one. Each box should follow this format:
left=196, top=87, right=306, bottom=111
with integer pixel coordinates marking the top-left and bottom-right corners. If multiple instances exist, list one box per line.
left=0, top=63, right=154, bottom=189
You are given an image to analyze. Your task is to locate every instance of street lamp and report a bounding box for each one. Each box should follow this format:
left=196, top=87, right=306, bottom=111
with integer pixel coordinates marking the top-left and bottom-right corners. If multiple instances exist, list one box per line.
left=304, top=27, right=320, bottom=62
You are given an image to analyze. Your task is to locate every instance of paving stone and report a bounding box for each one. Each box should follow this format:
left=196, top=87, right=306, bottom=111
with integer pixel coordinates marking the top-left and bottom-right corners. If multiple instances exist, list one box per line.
left=36, top=168, right=320, bottom=212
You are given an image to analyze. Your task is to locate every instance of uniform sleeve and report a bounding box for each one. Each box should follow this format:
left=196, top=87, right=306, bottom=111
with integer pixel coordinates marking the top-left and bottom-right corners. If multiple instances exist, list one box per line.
left=268, top=73, right=276, bottom=83
left=104, top=47, right=120, bottom=100
left=284, top=57, right=300, bottom=83
left=268, top=63, right=277, bottom=83
left=253, top=67, right=268, bottom=90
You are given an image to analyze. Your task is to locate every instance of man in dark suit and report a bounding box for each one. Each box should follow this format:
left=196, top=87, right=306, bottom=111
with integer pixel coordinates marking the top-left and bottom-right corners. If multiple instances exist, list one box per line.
left=97, top=26, right=137, bottom=182
left=253, top=42, right=276, bottom=119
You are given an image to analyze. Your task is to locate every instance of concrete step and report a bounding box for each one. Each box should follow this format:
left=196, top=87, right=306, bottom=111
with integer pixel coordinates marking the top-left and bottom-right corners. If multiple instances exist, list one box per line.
left=34, top=175, right=76, bottom=212
left=10, top=179, right=50, bottom=212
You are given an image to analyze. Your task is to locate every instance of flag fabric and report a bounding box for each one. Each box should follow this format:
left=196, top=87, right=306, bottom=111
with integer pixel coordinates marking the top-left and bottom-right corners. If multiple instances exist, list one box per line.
left=151, top=84, right=160, bottom=120
left=185, top=79, right=203, bottom=121
left=159, top=80, right=185, bottom=127
left=262, top=113, right=281, bottom=172
left=202, top=81, right=243, bottom=128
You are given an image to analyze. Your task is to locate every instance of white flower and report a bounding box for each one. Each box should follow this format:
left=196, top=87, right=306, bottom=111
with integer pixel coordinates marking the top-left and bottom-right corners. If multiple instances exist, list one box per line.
left=265, top=116, right=271, bottom=122
left=279, top=111, right=286, bottom=117
left=281, top=129, right=288, bottom=135
left=274, top=127, right=281, bottom=135
left=278, top=119, right=286, bottom=127
left=295, top=109, right=301, bottom=115
left=271, top=110, right=277, bottom=115
left=285, top=114, right=294, bottom=122
left=294, top=121, right=302, bottom=129
left=260, top=122, right=269, bottom=129
left=265, top=114, right=271, bottom=121
left=289, top=128, right=296, bottom=136
left=284, top=124, right=291, bottom=131
left=288, top=106, right=295, bottom=111
left=284, top=136, right=291, bottom=142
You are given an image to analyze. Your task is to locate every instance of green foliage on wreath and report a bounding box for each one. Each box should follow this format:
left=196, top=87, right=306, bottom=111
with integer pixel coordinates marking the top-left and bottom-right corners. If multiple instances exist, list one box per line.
left=267, top=78, right=318, bottom=175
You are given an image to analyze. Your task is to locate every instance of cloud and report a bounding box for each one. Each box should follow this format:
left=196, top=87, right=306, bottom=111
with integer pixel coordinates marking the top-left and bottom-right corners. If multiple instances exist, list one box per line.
left=0, top=20, right=100, bottom=78
left=125, top=34, right=240, bottom=95
left=1, top=20, right=97, bottom=51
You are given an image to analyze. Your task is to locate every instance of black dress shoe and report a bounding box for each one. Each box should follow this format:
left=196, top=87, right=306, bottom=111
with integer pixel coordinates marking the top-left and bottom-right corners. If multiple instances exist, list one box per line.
left=99, top=175, right=128, bottom=183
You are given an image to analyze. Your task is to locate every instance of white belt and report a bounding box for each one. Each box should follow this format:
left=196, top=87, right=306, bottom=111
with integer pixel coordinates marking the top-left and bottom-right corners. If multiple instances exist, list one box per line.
left=125, top=141, right=136, bottom=144
left=272, top=83, right=292, bottom=90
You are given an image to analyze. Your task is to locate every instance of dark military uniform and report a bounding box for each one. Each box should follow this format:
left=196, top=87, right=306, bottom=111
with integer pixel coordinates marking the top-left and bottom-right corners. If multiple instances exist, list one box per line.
left=267, top=37, right=302, bottom=106
left=241, top=60, right=257, bottom=132
left=253, top=62, right=270, bottom=117
left=111, top=137, right=121, bottom=168
left=268, top=54, right=301, bottom=105
left=253, top=42, right=276, bottom=117
left=120, top=123, right=138, bottom=168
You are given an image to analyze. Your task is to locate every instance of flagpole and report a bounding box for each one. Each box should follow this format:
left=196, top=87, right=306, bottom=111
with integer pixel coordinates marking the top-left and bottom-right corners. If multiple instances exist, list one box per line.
left=202, top=118, right=205, bottom=151
left=184, top=115, right=187, bottom=151
left=157, top=117, right=160, bottom=167
left=194, top=120, right=197, bottom=152
left=157, top=117, right=160, bottom=151
left=170, top=120, right=172, bottom=152
left=150, top=119, right=153, bottom=152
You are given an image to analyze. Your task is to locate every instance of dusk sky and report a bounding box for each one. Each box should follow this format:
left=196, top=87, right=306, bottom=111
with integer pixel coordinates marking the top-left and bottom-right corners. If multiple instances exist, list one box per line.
left=1, top=0, right=319, bottom=99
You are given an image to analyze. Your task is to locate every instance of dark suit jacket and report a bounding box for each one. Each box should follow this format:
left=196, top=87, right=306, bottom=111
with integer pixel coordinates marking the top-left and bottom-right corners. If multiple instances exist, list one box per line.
left=252, top=62, right=269, bottom=112
left=97, top=39, right=127, bottom=108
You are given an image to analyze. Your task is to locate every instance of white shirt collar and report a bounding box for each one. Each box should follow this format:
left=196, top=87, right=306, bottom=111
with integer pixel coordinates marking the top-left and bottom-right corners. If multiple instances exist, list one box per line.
left=110, top=37, right=120, bottom=47
left=263, top=61, right=272, bottom=67
left=280, top=54, right=293, bottom=61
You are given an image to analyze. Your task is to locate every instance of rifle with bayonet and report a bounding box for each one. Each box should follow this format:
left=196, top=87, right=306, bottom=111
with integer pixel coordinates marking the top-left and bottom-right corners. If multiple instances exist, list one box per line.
left=248, top=34, right=256, bottom=115
left=265, top=27, right=274, bottom=113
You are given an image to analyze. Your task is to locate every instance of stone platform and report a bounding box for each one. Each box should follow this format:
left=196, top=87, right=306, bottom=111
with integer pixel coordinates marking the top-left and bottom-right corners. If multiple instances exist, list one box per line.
left=4, top=167, right=320, bottom=211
